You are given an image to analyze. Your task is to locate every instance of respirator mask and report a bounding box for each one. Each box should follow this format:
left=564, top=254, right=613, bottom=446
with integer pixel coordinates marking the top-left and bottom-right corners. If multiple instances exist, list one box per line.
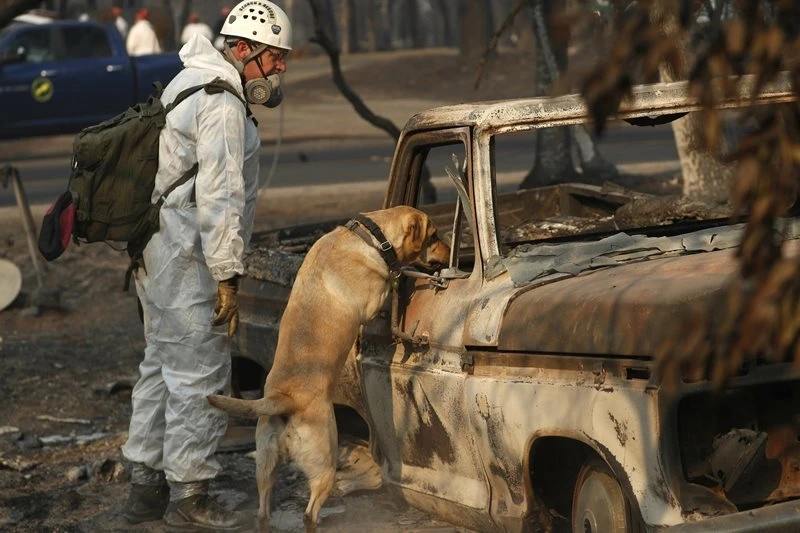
left=224, top=41, right=285, bottom=108
left=244, top=73, right=283, bottom=108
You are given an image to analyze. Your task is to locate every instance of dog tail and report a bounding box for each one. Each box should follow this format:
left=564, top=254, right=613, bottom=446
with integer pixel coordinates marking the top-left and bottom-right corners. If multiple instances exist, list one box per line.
left=207, top=394, right=290, bottom=419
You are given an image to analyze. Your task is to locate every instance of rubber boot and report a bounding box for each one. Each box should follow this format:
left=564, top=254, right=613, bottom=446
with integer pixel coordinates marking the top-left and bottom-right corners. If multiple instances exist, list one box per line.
left=122, top=463, right=169, bottom=523
left=163, top=481, right=249, bottom=532
left=122, top=483, right=170, bottom=523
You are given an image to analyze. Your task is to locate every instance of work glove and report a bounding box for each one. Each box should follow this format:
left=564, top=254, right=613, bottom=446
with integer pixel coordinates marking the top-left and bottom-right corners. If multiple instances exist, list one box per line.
left=212, top=275, right=239, bottom=337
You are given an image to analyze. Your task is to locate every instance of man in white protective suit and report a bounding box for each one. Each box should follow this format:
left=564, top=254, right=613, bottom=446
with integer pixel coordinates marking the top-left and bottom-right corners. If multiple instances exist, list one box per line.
left=181, top=13, right=214, bottom=45
left=126, top=8, right=162, bottom=56
left=120, top=1, right=290, bottom=530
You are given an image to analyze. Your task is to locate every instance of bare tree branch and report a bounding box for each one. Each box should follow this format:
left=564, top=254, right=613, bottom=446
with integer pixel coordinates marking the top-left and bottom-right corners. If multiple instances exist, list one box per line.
left=306, top=0, right=435, bottom=202
left=307, top=0, right=400, bottom=140
left=474, top=0, right=527, bottom=90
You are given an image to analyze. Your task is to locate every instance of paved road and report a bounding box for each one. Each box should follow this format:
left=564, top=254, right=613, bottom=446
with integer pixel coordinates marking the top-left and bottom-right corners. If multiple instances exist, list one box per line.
left=0, top=124, right=678, bottom=208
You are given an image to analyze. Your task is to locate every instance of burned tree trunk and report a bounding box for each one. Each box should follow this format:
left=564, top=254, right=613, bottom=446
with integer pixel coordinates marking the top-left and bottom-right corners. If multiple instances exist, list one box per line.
left=521, top=0, right=618, bottom=189
left=668, top=105, right=735, bottom=204
left=337, top=0, right=360, bottom=53
left=306, top=0, right=436, bottom=202
left=654, top=2, right=735, bottom=205
left=362, top=0, right=377, bottom=52
left=520, top=0, right=580, bottom=188
left=374, top=0, right=391, bottom=50
left=434, top=0, right=455, bottom=47
left=460, top=0, right=494, bottom=60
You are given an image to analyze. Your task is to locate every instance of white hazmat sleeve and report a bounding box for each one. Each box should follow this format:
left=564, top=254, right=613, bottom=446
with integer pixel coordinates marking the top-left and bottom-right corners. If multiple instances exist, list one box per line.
left=194, top=92, right=248, bottom=281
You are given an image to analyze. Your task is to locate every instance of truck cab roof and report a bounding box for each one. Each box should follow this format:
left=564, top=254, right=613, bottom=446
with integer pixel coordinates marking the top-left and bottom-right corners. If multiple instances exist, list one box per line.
left=401, top=73, right=796, bottom=137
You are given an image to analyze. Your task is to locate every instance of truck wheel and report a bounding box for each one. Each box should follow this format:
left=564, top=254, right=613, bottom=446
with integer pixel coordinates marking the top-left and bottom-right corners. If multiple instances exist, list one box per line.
left=572, top=458, right=632, bottom=533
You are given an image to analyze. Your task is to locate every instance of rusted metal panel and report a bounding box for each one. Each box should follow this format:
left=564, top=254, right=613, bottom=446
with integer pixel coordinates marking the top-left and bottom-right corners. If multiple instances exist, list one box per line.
left=361, top=353, right=492, bottom=511
left=462, top=364, right=683, bottom=528
left=365, top=275, right=493, bottom=505
left=462, top=275, right=518, bottom=347
left=498, top=247, right=737, bottom=356
left=498, top=239, right=800, bottom=357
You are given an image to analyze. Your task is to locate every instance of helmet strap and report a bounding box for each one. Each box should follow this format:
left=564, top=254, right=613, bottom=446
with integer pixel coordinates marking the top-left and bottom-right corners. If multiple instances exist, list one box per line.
left=222, top=43, right=245, bottom=74
left=243, top=43, right=269, bottom=64
left=223, top=41, right=268, bottom=75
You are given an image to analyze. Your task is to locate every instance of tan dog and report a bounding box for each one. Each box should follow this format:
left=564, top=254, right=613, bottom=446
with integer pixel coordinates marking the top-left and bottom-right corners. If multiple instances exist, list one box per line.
left=208, top=206, right=450, bottom=532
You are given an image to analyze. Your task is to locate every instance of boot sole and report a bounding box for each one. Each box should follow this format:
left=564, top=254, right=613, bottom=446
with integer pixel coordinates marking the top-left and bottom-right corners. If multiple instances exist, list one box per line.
left=163, top=512, right=250, bottom=533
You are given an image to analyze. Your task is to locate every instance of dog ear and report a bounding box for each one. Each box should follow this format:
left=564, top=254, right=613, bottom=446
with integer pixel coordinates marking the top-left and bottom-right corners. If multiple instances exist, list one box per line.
left=406, top=212, right=428, bottom=255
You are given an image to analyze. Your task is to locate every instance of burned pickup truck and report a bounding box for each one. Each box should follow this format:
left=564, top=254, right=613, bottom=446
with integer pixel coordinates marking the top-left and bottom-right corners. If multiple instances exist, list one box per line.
left=231, top=75, right=800, bottom=532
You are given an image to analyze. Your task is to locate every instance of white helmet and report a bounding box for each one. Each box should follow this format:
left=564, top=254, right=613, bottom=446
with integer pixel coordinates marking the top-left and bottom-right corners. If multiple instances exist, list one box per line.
left=220, top=0, right=292, bottom=50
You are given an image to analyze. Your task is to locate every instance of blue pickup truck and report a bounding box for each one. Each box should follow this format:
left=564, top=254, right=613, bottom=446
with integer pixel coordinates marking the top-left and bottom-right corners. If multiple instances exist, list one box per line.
left=0, top=18, right=182, bottom=138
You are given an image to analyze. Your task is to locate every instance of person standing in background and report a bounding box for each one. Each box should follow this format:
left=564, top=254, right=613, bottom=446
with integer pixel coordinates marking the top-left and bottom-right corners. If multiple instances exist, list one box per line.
left=126, top=8, right=161, bottom=56
left=181, top=13, right=213, bottom=45
left=112, top=7, right=128, bottom=39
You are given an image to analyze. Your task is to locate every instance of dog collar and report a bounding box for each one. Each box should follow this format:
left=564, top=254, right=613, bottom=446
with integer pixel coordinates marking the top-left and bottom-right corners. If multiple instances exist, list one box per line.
left=345, top=214, right=400, bottom=271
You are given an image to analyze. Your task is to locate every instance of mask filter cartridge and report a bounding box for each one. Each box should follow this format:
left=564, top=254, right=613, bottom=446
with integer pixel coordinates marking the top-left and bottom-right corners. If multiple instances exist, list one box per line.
left=244, top=75, right=283, bottom=108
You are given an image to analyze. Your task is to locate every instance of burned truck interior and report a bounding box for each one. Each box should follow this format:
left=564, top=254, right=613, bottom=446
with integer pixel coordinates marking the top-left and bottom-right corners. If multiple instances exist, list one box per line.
left=677, top=378, right=800, bottom=511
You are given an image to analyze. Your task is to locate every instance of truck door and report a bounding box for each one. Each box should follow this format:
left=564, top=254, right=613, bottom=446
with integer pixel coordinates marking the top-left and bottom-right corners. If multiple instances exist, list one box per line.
left=0, top=25, right=61, bottom=132
left=53, top=25, right=134, bottom=129
left=359, top=128, right=492, bottom=523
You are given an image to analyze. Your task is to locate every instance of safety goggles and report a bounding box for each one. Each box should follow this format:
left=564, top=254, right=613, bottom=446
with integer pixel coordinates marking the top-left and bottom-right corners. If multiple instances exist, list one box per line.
left=264, top=47, right=289, bottom=62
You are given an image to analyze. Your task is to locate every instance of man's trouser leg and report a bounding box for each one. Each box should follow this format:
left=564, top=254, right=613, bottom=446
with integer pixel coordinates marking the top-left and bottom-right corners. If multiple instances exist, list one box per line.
left=122, top=286, right=170, bottom=523
left=122, top=219, right=243, bottom=530
left=124, top=246, right=231, bottom=483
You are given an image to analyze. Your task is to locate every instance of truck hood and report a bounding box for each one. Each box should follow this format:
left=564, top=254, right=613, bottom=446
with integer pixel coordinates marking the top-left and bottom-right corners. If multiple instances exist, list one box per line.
left=495, top=222, right=800, bottom=357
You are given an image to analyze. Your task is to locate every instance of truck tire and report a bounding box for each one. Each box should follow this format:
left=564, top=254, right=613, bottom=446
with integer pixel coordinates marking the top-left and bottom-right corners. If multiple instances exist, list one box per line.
left=572, top=458, right=633, bottom=533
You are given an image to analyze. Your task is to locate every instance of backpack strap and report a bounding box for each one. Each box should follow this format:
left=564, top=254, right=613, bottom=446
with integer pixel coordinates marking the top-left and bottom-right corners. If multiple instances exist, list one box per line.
left=165, top=77, right=246, bottom=113
left=202, top=78, right=247, bottom=108
left=123, top=163, right=199, bottom=292
left=154, top=78, right=246, bottom=208
left=122, top=79, right=246, bottom=292
left=157, top=77, right=247, bottom=203
left=156, top=163, right=198, bottom=208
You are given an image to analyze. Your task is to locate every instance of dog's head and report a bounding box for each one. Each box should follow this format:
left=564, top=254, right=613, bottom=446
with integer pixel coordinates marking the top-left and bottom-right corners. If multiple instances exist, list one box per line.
left=366, top=206, right=451, bottom=270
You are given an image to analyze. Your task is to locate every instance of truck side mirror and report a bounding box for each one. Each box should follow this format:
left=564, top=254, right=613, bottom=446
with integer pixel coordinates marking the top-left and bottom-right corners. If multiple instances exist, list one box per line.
left=0, top=46, right=27, bottom=67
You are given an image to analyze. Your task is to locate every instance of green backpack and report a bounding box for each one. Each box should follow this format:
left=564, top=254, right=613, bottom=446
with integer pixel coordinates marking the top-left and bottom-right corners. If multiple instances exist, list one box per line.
left=67, top=77, right=245, bottom=287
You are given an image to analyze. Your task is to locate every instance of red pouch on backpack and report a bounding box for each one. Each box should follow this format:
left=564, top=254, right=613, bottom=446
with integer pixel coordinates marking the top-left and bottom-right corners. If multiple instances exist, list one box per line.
left=38, top=191, right=75, bottom=261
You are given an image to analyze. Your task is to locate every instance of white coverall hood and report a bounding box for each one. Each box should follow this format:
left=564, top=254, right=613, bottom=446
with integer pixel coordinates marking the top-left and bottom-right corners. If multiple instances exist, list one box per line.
left=122, top=32, right=261, bottom=483
left=179, top=33, right=239, bottom=85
